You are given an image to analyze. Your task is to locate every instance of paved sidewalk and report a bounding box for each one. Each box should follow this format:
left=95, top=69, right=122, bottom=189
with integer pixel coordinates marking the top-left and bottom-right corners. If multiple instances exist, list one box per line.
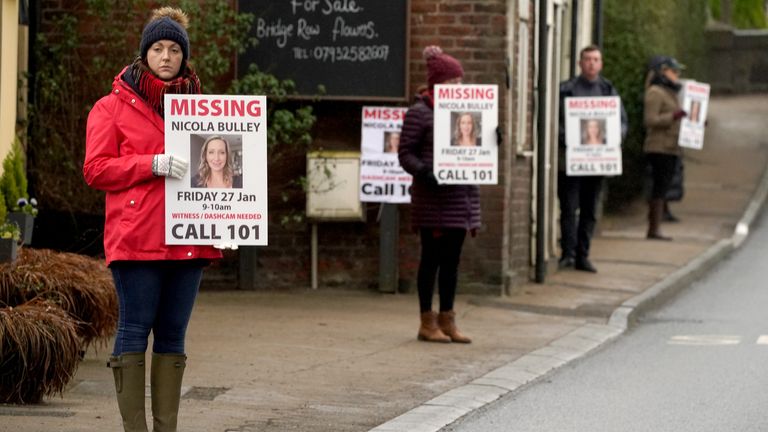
left=2, top=95, right=767, bottom=432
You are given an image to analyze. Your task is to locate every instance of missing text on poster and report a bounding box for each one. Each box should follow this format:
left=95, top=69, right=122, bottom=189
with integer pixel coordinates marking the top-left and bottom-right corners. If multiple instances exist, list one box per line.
left=164, top=94, right=269, bottom=245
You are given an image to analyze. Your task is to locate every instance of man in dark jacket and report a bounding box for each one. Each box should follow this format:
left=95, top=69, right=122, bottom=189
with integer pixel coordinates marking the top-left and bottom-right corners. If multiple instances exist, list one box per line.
left=557, top=45, right=628, bottom=272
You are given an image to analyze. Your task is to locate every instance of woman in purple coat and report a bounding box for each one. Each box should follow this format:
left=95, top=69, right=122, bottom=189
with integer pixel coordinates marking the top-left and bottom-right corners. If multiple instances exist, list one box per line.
left=398, top=46, right=481, bottom=343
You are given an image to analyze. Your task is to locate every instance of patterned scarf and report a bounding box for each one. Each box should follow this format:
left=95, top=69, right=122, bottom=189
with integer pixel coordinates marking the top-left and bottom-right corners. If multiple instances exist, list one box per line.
left=124, top=57, right=202, bottom=117
left=650, top=72, right=682, bottom=93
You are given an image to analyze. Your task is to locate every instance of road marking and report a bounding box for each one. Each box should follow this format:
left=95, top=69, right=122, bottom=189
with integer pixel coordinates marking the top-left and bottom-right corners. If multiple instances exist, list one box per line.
left=668, top=335, right=742, bottom=346
left=756, top=335, right=768, bottom=345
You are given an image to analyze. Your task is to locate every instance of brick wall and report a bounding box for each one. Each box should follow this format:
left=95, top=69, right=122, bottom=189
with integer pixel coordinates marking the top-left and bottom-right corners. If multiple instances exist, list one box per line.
left=505, top=1, right=535, bottom=292
left=409, top=1, right=507, bottom=97
left=35, top=1, right=535, bottom=294
left=404, top=0, right=519, bottom=295
left=255, top=0, right=523, bottom=294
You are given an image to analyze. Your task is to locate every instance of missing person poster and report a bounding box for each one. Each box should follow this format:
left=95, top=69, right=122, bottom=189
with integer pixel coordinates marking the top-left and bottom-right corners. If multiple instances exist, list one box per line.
left=164, top=94, right=268, bottom=246
left=359, top=106, right=412, bottom=203
left=433, top=84, right=499, bottom=185
left=678, top=80, right=710, bottom=150
left=565, top=96, right=623, bottom=176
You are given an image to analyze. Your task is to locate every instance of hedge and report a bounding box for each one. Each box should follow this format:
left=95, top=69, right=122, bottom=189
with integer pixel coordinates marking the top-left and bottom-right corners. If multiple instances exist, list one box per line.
left=710, top=0, right=768, bottom=29
left=602, top=0, right=708, bottom=211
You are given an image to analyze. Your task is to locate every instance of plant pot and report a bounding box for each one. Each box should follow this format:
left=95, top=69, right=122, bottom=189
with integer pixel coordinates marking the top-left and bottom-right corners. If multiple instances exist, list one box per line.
left=0, top=238, right=18, bottom=263
left=8, top=212, right=33, bottom=245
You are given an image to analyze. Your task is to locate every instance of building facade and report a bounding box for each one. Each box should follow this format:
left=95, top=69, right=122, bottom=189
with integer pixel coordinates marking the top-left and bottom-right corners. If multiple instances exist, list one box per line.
left=0, top=0, right=26, bottom=158
left=16, top=0, right=601, bottom=294
left=247, top=0, right=600, bottom=294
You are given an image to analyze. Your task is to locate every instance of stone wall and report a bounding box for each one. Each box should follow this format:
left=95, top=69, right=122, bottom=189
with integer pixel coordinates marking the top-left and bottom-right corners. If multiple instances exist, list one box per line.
left=706, top=28, right=768, bottom=93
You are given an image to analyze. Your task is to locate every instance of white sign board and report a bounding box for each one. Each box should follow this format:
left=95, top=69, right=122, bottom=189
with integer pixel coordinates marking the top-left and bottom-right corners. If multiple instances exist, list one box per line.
left=678, top=80, right=710, bottom=150
left=164, top=94, right=268, bottom=245
left=359, top=106, right=412, bottom=203
left=433, top=84, right=499, bottom=185
left=307, top=152, right=364, bottom=221
left=565, top=96, right=623, bottom=176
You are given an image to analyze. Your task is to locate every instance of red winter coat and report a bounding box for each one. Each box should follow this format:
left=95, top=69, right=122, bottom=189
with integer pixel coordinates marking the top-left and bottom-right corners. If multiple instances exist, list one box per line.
left=84, top=68, right=222, bottom=265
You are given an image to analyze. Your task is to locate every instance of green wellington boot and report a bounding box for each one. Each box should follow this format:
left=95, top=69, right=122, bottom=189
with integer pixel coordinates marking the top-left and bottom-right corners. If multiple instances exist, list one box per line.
left=151, top=353, right=187, bottom=432
left=107, top=353, right=148, bottom=432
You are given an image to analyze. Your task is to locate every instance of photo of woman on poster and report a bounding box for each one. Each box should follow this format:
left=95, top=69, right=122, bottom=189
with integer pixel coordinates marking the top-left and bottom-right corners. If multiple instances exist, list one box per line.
left=192, top=135, right=243, bottom=188
left=451, top=112, right=481, bottom=147
left=384, top=131, right=401, bottom=153
left=580, top=118, right=606, bottom=145
left=689, top=100, right=701, bottom=124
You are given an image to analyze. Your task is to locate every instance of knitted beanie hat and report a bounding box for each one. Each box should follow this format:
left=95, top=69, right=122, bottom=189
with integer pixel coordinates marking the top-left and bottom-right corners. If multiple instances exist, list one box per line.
left=423, top=46, right=464, bottom=87
left=140, top=7, right=190, bottom=61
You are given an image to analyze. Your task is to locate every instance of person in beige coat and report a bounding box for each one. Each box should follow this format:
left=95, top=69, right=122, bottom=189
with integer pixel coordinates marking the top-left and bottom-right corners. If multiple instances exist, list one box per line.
left=643, top=57, right=686, bottom=240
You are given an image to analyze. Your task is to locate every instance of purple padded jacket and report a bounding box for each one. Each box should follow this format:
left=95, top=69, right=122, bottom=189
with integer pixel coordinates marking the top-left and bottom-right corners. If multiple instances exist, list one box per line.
left=398, top=96, right=482, bottom=231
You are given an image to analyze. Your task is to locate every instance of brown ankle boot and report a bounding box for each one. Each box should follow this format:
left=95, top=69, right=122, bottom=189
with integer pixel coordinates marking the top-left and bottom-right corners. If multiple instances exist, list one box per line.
left=647, top=199, right=672, bottom=240
left=438, top=310, right=471, bottom=344
left=418, top=311, right=451, bottom=343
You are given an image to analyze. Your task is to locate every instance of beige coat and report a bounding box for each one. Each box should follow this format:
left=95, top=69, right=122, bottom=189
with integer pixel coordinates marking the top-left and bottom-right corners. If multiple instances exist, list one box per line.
left=643, top=84, right=682, bottom=155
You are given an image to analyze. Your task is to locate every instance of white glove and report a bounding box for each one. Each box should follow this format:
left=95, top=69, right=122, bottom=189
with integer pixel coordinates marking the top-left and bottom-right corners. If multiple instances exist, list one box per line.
left=152, top=154, right=188, bottom=179
left=213, top=242, right=239, bottom=250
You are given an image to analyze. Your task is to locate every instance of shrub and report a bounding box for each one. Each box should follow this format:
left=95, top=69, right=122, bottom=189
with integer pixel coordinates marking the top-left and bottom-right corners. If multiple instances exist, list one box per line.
left=710, top=0, right=768, bottom=28
left=0, top=138, right=29, bottom=213
left=603, top=0, right=708, bottom=211
left=0, top=299, right=81, bottom=404
left=0, top=249, right=117, bottom=404
left=0, top=248, right=117, bottom=348
left=732, top=0, right=768, bottom=28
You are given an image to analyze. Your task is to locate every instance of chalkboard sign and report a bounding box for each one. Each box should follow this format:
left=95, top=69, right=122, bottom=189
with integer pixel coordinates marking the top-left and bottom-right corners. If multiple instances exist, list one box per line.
left=238, top=1, right=409, bottom=100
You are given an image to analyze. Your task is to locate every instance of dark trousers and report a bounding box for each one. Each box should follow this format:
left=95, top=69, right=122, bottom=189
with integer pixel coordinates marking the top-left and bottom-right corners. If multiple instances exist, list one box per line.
left=417, top=228, right=467, bottom=313
left=558, top=173, right=603, bottom=259
left=110, top=260, right=206, bottom=355
left=647, top=153, right=678, bottom=199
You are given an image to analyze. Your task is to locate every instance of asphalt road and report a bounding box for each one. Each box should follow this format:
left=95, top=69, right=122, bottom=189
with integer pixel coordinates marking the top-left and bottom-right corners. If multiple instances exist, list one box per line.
left=444, top=211, right=768, bottom=432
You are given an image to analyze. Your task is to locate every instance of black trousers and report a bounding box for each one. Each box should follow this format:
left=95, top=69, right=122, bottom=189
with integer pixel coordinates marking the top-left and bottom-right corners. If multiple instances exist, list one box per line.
left=417, top=228, right=466, bottom=313
left=647, top=153, right=678, bottom=200
left=558, top=173, right=603, bottom=260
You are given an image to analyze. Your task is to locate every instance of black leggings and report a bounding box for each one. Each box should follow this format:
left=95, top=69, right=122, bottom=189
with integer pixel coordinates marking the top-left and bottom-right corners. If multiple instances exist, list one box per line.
left=647, top=153, right=678, bottom=199
left=417, top=228, right=467, bottom=313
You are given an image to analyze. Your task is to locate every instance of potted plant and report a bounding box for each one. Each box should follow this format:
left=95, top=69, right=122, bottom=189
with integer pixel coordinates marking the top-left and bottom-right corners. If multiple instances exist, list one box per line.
left=8, top=198, right=37, bottom=245
left=1, top=139, right=36, bottom=245
left=0, top=193, right=21, bottom=263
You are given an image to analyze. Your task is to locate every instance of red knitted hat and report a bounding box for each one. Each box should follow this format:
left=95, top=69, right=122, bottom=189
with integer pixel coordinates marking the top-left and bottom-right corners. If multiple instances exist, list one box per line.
left=424, top=46, right=464, bottom=87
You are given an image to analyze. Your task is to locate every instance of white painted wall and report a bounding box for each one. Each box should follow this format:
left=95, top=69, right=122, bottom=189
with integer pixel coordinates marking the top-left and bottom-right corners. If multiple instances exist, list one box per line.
left=0, top=0, right=20, bottom=167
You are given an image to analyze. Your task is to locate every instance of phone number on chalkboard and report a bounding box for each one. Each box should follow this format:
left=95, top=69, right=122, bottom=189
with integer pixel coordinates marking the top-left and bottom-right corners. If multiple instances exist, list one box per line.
left=292, top=45, right=390, bottom=63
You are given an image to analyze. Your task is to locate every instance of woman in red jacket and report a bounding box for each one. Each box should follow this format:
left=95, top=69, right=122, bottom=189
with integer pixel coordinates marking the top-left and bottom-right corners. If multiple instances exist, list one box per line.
left=398, top=46, right=481, bottom=344
left=83, top=7, right=220, bottom=432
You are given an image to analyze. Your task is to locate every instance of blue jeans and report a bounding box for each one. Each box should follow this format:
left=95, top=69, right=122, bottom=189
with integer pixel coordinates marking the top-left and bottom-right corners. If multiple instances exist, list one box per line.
left=110, top=260, right=206, bottom=355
